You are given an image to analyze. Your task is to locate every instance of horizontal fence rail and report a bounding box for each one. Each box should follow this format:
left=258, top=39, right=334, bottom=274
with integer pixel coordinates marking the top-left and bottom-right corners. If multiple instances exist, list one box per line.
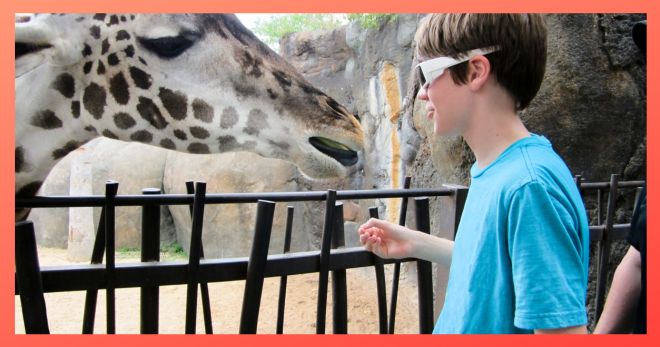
left=15, top=188, right=455, bottom=208
left=15, top=175, right=644, bottom=334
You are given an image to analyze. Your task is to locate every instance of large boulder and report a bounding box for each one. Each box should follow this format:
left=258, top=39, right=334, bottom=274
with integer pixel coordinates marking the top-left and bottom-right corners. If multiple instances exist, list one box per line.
left=163, top=151, right=310, bottom=258
left=29, top=137, right=177, bottom=261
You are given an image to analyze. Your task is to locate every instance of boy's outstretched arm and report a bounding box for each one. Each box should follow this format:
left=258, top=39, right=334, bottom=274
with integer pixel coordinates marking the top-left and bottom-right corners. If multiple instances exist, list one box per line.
left=358, top=218, right=453, bottom=267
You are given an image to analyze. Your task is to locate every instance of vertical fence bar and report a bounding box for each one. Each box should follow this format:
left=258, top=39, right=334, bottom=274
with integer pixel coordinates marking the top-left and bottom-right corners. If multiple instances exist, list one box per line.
left=388, top=176, right=411, bottom=334
left=414, top=197, right=434, bottom=333
left=276, top=206, right=295, bottom=334
left=185, top=182, right=207, bottom=334
left=332, top=203, right=348, bottom=334
left=316, top=190, right=337, bottom=334
left=239, top=200, right=277, bottom=334
left=82, top=207, right=106, bottom=333
left=184, top=181, right=213, bottom=334
left=140, top=188, right=161, bottom=334
left=104, top=180, right=119, bottom=334
left=597, top=188, right=604, bottom=226
left=595, top=174, right=619, bottom=321
left=368, top=207, right=388, bottom=334
left=15, top=221, right=50, bottom=334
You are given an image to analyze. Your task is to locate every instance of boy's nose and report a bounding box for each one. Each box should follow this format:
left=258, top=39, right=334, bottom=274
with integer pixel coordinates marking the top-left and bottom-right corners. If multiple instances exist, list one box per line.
left=417, top=86, right=429, bottom=101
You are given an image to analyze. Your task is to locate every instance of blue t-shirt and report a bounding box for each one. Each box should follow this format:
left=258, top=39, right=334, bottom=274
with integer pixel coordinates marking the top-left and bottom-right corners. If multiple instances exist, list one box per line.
left=433, top=134, right=589, bottom=334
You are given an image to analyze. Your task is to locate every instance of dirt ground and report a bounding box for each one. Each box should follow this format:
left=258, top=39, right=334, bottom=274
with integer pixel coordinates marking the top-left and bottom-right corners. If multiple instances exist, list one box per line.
left=15, top=247, right=423, bottom=334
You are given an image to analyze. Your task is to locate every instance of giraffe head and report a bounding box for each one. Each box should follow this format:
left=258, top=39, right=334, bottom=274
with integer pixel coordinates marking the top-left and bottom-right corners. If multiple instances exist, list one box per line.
left=15, top=13, right=364, bottom=200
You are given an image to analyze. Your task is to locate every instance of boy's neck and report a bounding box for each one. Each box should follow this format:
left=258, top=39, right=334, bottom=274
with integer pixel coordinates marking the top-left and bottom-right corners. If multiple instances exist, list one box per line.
left=462, top=100, right=530, bottom=170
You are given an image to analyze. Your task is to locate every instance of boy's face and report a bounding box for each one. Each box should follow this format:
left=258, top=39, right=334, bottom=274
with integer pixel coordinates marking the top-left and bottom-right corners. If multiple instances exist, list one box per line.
left=417, top=69, right=472, bottom=136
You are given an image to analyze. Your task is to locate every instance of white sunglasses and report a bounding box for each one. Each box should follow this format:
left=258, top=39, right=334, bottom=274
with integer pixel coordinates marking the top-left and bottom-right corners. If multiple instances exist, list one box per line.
left=415, top=46, right=499, bottom=90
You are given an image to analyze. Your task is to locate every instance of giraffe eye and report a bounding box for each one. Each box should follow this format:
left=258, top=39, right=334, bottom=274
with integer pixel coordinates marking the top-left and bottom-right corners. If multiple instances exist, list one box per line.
left=137, top=33, right=198, bottom=59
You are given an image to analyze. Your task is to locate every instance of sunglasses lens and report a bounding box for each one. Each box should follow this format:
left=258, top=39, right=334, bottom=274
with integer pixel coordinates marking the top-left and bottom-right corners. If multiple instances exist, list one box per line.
left=415, top=66, right=426, bottom=88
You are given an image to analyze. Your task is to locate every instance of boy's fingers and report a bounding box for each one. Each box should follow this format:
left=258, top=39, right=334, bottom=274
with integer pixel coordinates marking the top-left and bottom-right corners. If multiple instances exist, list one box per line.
left=360, top=218, right=389, bottom=230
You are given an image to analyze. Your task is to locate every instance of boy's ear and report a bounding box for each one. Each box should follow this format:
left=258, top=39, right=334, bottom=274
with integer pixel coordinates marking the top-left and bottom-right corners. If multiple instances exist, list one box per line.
left=466, top=56, right=491, bottom=92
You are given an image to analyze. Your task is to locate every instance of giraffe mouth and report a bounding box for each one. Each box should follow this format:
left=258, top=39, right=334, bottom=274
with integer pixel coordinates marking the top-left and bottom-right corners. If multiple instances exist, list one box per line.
left=15, top=42, right=52, bottom=59
left=309, top=137, right=359, bottom=167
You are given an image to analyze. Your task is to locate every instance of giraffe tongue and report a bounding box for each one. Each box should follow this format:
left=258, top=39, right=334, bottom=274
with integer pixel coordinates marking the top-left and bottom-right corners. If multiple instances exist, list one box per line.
left=309, top=137, right=358, bottom=167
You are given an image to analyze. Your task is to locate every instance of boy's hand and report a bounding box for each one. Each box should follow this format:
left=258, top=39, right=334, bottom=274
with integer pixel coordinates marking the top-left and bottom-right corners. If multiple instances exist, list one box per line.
left=358, top=218, right=414, bottom=259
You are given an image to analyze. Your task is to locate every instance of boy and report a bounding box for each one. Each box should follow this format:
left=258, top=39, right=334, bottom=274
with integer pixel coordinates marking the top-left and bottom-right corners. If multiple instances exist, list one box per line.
left=359, top=14, right=589, bottom=334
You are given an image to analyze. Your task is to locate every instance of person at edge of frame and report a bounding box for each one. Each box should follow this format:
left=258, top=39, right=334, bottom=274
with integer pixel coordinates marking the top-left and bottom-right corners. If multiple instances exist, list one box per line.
left=358, top=14, right=590, bottom=334
left=594, top=20, right=647, bottom=335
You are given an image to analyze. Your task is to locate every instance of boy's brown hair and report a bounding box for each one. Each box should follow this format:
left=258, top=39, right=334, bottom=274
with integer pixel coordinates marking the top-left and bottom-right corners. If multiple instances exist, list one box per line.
left=415, top=14, right=547, bottom=111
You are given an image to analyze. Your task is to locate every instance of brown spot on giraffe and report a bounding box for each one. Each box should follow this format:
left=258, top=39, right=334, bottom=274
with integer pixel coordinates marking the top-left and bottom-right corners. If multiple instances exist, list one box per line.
left=220, top=106, right=238, bottom=129
left=51, top=73, right=75, bottom=98
left=160, top=138, right=176, bottom=150
left=192, top=98, right=214, bottom=123
left=90, top=25, right=101, bottom=39
left=108, top=53, right=120, bottom=66
left=130, top=130, right=153, bottom=143
left=130, top=66, right=152, bottom=89
left=272, top=70, right=292, bottom=91
left=124, top=45, right=135, bottom=58
left=15, top=147, right=31, bottom=173
left=16, top=181, right=43, bottom=198
left=83, top=61, right=93, bottom=74
left=108, top=15, right=119, bottom=26
left=173, top=129, right=187, bottom=140
left=266, top=88, right=278, bottom=100
left=116, top=30, right=130, bottom=41
left=137, top=97, right=168, bottom=129
left=30, top=110, right=62, bottom=129
left=218, top=135, right=239, bottom=151
left=190, top=126, right=210, bottom=139
left=82, top=44, right=92, bottom=57
left=159, top=88, right=188, bottom=120
left=71, top=101, right=80, bottom=118
left=82, top=82, right=107, bottom=119
left=113, top=112, right=136, bottom=129
left=188, top=143, right=210, bottom=154
left=234, top=48, right=263, bottom=78
left=97, top=60, right=106, bottom=75
left=101, top=38, right=110, bottom=54
left=102, top=129, right=118, bottom=139
left=52, top=140, right=81, bottom=160
left=109, top=72, right=130, bottom=105
left=244, top=109, right=268, bottom=136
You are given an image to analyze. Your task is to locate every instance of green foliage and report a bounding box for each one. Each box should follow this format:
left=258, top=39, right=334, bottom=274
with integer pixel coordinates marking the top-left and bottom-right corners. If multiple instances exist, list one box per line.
left=347, top=14, right=398, bottom=29
left=116, top=244, right=187, bottom=261
left=252, top=14, right=345, bottom=46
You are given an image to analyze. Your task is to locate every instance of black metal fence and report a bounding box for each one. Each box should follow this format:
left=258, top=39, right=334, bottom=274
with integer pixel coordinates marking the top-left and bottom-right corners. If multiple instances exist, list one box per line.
left=15, top=175, right=644, bottom=334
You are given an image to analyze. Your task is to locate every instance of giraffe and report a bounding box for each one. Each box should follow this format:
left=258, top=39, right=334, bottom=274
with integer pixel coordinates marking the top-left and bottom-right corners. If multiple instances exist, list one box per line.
left=15, top=13, right=364, bottom=220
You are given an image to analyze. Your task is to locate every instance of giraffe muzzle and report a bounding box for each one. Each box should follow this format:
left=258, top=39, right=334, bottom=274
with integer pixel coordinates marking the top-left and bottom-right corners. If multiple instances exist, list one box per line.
left=308, top=137, right=359, bottom=167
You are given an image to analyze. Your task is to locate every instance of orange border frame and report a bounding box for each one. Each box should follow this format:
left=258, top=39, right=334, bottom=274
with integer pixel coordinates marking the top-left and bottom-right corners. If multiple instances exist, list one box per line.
left=2, top=1, right=655, bottom=346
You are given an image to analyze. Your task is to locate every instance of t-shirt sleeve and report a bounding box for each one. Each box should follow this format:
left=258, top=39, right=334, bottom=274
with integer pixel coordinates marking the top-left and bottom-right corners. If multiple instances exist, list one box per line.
left=507, top=181, right=588, bottom=330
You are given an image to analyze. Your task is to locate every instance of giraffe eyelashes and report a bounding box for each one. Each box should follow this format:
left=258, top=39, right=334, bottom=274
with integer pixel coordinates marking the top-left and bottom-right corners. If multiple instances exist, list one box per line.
left=137, top=32, right=200, bottom=59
